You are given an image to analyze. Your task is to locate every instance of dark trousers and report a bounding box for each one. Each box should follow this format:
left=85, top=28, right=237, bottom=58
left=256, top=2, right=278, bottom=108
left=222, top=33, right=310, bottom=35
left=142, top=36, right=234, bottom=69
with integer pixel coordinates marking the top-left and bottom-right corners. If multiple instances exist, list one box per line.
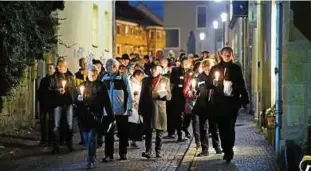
left=198, top=114, right=209, bottom=153
left=145, top=129, right=163, bottom=155
left=216, top=105, right=239, bottom=156
left=182, top=113, right=200, bottom=145
left=40, top=111, right=53, bottom=144
left=166, top=101, right=175, bottom=136
left=208, top=115, right=221, bottom=149
left=76, top=104, right=85, bottom=143
left=104, top=115, right=128, bottom=157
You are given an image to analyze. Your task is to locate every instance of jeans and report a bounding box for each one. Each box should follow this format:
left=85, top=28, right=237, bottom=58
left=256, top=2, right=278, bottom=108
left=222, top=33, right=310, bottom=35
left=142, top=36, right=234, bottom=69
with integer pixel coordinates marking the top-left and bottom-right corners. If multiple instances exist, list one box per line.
left=83, top=129, right=97, bottom=164
left=54, top=105, right=73, bottom=130
left=145, top=129, right=163, bottom=155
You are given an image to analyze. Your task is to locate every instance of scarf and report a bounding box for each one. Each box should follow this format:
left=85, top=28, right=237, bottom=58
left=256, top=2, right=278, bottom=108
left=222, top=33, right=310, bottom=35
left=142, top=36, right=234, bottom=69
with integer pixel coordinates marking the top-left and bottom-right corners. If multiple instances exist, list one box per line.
left=152, top=75, right=160, bottom=88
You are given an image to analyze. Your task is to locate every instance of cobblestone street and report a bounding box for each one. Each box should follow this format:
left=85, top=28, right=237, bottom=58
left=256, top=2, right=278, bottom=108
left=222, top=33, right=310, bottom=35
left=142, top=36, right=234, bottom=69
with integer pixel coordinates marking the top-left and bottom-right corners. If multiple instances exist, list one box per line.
left=178, top=114, right=280, bottom=171
left=0, top=114, right=280, bottom=171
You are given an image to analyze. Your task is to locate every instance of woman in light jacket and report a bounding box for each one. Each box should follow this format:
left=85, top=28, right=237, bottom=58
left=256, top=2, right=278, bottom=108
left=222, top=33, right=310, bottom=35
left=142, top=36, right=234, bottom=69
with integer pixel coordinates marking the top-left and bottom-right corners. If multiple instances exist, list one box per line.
left=128, top=69, right=145, bottom=148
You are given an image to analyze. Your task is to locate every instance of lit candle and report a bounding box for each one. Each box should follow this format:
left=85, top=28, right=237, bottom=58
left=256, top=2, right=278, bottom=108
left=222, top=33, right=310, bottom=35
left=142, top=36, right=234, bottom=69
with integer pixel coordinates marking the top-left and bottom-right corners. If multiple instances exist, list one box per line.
left=191, top=79, right=196, bottom=90
left=80, top=85, right=85, bottom=95
left=215, top=71, right=220, bottom=81
left=61, top=80, right=67, bottom=88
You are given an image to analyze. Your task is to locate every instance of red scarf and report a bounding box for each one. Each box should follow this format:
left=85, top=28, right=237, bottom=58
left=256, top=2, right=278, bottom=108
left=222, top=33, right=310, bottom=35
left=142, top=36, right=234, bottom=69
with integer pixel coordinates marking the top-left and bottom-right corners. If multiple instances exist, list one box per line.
left=152, top=75, right=160, bottom=88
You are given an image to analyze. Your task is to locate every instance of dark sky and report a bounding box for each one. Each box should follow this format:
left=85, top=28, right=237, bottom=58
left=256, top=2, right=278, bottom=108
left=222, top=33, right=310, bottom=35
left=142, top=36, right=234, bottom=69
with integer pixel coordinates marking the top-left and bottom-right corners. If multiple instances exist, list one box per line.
left=129, top=1, right=163, bottom=19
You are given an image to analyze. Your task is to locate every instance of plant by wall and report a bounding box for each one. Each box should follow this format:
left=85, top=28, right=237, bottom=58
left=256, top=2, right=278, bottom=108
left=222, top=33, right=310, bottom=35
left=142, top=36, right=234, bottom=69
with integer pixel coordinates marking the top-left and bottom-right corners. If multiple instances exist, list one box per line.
left=0, top=1, right=64, bottom=111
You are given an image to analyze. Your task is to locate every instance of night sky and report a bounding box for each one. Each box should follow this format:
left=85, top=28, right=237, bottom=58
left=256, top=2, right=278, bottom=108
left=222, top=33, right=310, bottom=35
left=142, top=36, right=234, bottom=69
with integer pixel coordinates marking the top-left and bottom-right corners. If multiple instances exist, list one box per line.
left=129, top=1, right=163, bottom=19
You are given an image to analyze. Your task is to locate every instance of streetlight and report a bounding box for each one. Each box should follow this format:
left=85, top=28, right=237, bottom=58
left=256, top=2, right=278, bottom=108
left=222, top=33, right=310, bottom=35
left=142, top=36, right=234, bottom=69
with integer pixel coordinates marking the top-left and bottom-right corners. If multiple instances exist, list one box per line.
left=220, top=12, right=228, bottom=47
left=213, top=20, right=219, bottom=53
left=199, top=32, right=205, bottom=52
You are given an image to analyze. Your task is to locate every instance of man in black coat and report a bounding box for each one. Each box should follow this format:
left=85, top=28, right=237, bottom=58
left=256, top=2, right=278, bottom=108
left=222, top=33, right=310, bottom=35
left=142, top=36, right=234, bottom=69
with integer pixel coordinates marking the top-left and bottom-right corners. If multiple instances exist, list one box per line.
left=38, top=63, right=55, bottom=145
left=168, top=57, right=191, bottom=141
left=208, top=47, right=249, bottom=163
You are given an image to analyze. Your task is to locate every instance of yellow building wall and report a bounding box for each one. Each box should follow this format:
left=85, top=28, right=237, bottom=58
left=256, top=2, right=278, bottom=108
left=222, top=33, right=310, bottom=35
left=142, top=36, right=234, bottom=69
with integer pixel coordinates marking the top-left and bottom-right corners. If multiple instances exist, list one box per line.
left=115, top=20, right=166, bottom=57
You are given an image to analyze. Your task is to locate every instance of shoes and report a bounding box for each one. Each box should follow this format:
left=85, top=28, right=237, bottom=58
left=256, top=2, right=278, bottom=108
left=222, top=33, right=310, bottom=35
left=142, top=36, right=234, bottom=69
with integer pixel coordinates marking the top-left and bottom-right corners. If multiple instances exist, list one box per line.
left=102, top=156, right=114, bottom=163
left=156, top=154, right=162, bottom=158
left=223, top=149, right=233, bottom=163
left=177, top=137, right=183, bottom=142
left=196, top=143, right=201, bottom=150
left=215, top=147, right=222, bottom=154
left=185, top=133, right=192, bottom=139
left=119, top=155, right=127, bottom=160
left=163, top=135, right=176, bottom=139
left=142, top=152, right=152, bottom=159
left=86, top=162, right=95, bottom=169
left=51, top=145, right=60, bottom=154
left=196, top=152, right=209, bottom=157
left=78, top=141, right=85, bottom=145
left=130, top=142, right=139, bottom=148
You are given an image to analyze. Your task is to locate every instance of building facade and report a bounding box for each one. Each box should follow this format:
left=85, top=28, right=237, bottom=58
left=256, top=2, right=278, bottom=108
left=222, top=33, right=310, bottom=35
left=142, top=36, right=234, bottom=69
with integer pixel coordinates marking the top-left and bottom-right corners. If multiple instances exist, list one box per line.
left=54, top=1, right=114, bottom=73
left=163, top=1, right=226, bottom=56
left=115, top=2, right=165, bottom=57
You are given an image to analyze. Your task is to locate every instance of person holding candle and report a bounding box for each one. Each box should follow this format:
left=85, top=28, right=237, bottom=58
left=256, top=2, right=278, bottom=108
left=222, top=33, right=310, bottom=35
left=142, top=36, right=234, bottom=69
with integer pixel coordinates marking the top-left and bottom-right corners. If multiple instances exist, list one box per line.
left=139, top=62, right=172, bottom=159
left=192, top=59, right=222, bottom=157
left=49, top=58, right=78, bottom=154
left=77, top=64, right=114, bottom=169
left=74, top=57, right=88, bottom=146
left=182, top=61, right=201, bottom=148
left=208, top=47, right=249, bottom=163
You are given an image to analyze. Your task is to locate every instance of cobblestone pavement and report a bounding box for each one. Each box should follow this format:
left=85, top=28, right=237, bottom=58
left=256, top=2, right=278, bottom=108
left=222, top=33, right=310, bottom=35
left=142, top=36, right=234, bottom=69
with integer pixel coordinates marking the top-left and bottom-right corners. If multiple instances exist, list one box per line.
left=179, top=114, right=280, bottom=171
left=0, top=133, right=191, bottom=171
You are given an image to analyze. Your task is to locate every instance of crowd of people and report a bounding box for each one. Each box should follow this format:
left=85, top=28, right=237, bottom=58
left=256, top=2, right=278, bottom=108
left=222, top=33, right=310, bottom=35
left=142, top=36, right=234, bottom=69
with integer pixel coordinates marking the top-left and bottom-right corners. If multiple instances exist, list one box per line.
left=37, top=47, right=249, bottom=169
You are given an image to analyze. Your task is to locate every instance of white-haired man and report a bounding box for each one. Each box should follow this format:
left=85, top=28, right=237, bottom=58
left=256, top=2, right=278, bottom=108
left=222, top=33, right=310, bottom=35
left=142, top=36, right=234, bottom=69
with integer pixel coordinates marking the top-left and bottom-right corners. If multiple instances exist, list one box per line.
left=101, top=58, right=133, bottom=161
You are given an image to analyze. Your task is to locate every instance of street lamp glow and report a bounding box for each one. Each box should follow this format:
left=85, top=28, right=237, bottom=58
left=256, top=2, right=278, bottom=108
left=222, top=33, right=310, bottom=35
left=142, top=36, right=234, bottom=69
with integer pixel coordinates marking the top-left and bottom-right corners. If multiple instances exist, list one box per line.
left=199, top=32, right=206, bottom=40
left=221, top=13, right=228, bottom=22
left=214, top=0, right=222, bottom=2
left=213, top=20, right=219, bottom=29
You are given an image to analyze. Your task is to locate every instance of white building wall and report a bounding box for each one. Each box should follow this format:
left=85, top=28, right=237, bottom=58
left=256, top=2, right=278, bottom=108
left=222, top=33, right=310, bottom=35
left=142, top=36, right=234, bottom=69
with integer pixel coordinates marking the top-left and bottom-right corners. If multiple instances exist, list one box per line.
left=57, top=1, right=113, bottom=73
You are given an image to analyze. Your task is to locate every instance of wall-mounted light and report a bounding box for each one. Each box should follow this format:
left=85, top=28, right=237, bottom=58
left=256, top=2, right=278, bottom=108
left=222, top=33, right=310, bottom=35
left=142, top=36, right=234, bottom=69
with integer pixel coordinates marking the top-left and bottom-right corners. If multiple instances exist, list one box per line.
left=199, top=32, right=206, bottom=41
left=213, top=20, right=219, bottom=29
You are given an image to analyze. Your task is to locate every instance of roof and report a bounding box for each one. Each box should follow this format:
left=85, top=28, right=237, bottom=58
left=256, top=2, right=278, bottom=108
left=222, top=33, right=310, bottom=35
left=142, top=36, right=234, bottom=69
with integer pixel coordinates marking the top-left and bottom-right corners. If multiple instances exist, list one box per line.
left=135, top=2, right=163, bottom=26
left=116, top=1, right=162, bottom=26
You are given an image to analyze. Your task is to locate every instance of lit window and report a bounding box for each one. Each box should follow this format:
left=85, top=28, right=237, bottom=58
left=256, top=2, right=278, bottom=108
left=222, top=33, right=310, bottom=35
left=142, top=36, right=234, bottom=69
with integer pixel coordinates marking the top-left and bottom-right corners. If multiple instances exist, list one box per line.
left=92, top=4, right=99, bottom=47
left=157, top=31, right=161, bottom=39
left=150, top=31, right=155, bottom=39
left=197, top=6, right=207, bottom=28
left=116, top=25, right=121, bottom=34
left=125, top=25, right=129, bottom=35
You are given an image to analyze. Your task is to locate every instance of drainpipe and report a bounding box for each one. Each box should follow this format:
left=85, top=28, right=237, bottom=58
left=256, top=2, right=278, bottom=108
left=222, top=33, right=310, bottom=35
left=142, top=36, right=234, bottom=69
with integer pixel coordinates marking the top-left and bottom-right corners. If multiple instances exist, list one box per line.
left=275, top=0, right=283, bottom=155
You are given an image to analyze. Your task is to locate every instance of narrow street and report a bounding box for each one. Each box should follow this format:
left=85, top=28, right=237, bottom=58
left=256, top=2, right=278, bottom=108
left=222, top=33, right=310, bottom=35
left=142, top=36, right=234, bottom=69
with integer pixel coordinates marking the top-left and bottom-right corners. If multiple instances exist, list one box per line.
left=0, top=113, right=280, bottom=171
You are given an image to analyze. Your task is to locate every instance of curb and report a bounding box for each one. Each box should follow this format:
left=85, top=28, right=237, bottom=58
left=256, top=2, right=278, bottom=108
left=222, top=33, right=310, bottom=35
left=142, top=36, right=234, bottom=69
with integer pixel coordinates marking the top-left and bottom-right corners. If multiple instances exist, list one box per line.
left=176, top=138, right=198, bottom=171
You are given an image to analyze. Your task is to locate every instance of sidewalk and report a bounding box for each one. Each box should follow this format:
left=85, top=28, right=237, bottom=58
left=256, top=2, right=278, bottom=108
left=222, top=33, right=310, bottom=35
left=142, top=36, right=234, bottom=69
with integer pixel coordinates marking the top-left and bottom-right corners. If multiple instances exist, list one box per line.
left=178, top=114, right=280, bottom=171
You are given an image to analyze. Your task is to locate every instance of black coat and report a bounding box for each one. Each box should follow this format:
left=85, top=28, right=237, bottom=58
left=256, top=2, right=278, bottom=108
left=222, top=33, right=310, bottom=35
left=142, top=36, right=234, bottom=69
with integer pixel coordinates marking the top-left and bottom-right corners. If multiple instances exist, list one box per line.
left=170, top=67, right=186, bottom=112
left=49, top=72, right=78, bottom=108
left=78, top=80, right=114, bottom=130
left=208, top=61, right=249, bottom=110
left=38, top=75, right=53, bottom=112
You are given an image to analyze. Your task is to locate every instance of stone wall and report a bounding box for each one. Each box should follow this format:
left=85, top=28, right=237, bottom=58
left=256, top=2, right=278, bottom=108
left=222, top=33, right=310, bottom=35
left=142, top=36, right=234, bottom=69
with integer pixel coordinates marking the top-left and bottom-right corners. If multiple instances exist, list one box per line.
left=0, top=67, right=36, bottom=134
left=280, top=2, right=311, bottom=146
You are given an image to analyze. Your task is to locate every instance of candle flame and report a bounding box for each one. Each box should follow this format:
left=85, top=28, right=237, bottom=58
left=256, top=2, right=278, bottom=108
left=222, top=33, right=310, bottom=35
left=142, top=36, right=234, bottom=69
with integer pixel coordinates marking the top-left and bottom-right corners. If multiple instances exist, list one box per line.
left=61, top=80, right=67, bottom=88
left=80, top=85, right=85, bottom=95
left=215, top=71, right=220, bottom=81
left=191, top=79, right=196, bottom=88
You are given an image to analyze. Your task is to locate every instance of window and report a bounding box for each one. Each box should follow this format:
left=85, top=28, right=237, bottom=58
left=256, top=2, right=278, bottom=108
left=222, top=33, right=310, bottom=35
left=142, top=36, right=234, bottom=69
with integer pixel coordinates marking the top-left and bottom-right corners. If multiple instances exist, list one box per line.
left=116, top=25, right=121, bottom=34
left=156, top=31, right=161, bottom=39
left=150, top=31, right=155, bottom=39
left=129, top=27, right=133, bottom=35
left=165, top=29, right=179, bottom=48
left=125, top=25, right=129, bottom=35
left=197, top=6, right=207, bottom=28
left=104, top=11, right=111, bottom=51
left=116, top=45, right=121, bottom=55
left=92, top=4, right=99, bottom=47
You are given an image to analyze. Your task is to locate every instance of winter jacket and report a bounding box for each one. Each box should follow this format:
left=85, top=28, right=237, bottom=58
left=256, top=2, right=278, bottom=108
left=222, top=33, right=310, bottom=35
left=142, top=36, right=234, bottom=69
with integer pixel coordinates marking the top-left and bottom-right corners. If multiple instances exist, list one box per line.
left=208, top=61, right=249, bottom=110
left=38, top=75, right=53, bottom=112
left=74, top=69, right=87, bottom=87
left=77, top=80, right=114, bottom=130
left=101, top=71, right=133, bottom=116
left=49, top=72, right=78, bottom=108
